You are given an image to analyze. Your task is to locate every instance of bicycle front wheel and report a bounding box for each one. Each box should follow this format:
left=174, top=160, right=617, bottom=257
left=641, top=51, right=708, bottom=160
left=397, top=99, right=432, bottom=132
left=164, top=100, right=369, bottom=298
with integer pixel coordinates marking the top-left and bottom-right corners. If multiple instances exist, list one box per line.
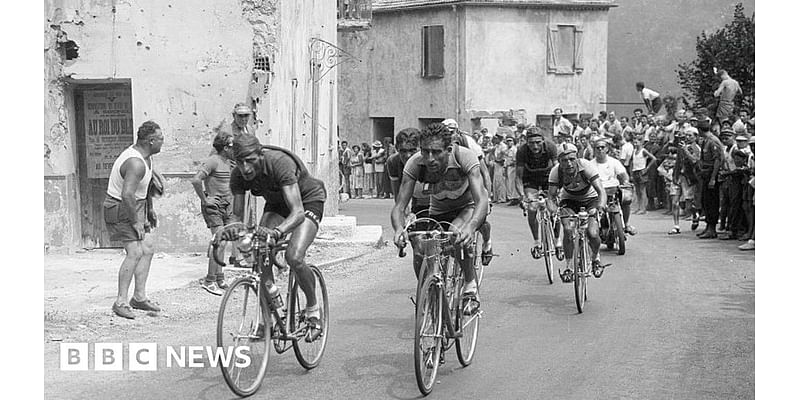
left=542, top=218, right=555, bottom=285
left=289, top=265, right=329, bottom=369
left=414, top=273, right=443, bottom=396
left=217, top=277, right=271, bottom=397
left=473, top=231, right=485, bottom=286
left=573, top=238, right=588, bottom=313
left=455, top=287, right=480, bottom=367
left=613, top=212, right=626, bottom=255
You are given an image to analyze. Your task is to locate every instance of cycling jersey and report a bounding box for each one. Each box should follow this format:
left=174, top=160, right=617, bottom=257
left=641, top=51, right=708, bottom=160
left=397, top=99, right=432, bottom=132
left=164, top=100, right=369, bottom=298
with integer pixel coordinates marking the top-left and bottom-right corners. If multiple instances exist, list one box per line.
left=517, top=142, right=556, bottom=189
left=548, top=158, right=600, bottom=201
left=230, top=146, right=327, bottom=205
left=403, top=144, right=480, bottom=215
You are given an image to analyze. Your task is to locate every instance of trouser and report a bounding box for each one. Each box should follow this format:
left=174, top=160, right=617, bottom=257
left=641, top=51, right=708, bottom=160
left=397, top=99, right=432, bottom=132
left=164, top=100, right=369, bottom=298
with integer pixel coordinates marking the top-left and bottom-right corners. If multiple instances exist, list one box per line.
left=719, top=179, right=731, bottom=229
left=505, top=166, right=519, bottom=200
left=383, top=169, right=392, bottom=197
left=341, top=172, right=351, bottom=195
left=699, top=172, right=720, bottom=228
left=492, top=163, right=507, bottom=202
left=374, top=169, right=385, bottom=196
left=723, top=177, right=745, bottom=233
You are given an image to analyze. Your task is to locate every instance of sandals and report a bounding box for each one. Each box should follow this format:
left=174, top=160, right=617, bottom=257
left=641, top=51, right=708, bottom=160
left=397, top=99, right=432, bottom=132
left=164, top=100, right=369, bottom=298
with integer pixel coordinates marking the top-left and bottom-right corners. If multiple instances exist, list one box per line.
left=481, top=249, right=494, bottom=266
left=668, top=227, right=681, bottom=235
left=305, top=316, right=323, bottom=343
left=462, top=292, right=481, bottom=316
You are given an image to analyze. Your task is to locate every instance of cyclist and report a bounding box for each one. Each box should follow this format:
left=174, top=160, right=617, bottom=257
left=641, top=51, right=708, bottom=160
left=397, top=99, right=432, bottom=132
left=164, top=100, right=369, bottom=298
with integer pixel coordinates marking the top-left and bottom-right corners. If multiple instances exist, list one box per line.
left=548, top=143, right=608, bottom=282
left=589, top=138, right=636, bottom=235
left=514, top=127, right=559, bottom=258
left=228, top=134, right=326, bottom=341
left=392, top=122, right=489, bottom=315
left=442, top=119, right=495, bottom=265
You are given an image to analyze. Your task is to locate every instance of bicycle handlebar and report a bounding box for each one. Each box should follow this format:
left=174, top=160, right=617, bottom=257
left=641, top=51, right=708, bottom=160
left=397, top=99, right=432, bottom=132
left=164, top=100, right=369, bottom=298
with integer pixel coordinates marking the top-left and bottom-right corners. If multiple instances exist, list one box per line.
left=210, top=222, right=289, bottom=267
left=398, top=230, right=458, bottom=258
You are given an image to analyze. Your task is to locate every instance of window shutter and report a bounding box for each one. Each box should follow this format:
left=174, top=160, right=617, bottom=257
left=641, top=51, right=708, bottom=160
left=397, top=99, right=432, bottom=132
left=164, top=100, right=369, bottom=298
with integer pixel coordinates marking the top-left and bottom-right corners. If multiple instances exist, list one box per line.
left=574, top=25, right=584, bottom=73
left=547, top=24, right=559, bottom=73
left=422, top=25, right=445, bottom=78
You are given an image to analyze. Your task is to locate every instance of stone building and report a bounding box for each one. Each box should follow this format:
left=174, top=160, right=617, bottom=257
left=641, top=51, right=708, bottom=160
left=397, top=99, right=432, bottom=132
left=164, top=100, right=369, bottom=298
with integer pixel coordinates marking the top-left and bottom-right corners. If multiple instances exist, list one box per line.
left=338, top=0, right=617, bottom=145
left=44, top=0, right=345, bottom=251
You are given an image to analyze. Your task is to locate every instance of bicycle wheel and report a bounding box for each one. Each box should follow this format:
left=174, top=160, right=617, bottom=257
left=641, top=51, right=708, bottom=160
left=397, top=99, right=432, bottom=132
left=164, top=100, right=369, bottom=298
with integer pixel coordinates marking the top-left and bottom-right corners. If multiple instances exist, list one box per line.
left=289, top=265, right=329, bottom=369
left=217, top=277, right=270, bottom=397
left=542, top=218, right=555, bottom=285
left=455, top=282, right=480, bottom=367
left=613, top=213, right=626, bottom=255
left=573, top=238, right=588, bottom=313
left=414, top=272, right=443, bottom=396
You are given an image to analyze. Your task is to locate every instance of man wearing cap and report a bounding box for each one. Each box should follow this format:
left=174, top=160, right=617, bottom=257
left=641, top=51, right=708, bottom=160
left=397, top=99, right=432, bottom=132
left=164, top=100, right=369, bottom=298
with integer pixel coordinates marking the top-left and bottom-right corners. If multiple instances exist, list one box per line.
left=227, top=134, right=328, bottom=342
left=676, top=126, right=702, bottom=230
left=548, top=142, right=608, bottom=282
left=553, top=108, right=574, bottom=139
left=372, top=140, right=387, bottom=198
left=392, top=123, right=489, bottom=315
left=491, top=134, right=508, bottom=203
left=106, top=121, right=164, bottom=319
left=696, top=120, right=724, bottom=238
left=516, top=127, right=559, bottom=258
left=231, top=102, right=256, bottom=137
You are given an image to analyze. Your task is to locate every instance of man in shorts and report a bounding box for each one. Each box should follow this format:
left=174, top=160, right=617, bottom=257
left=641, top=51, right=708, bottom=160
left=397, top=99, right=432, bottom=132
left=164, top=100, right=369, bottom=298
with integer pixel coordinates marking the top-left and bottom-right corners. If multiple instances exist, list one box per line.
left=105, top=121, right=164, bottom=319
left=515, top=127, right=559, bottom=259
left=392, top=123, right=489, bottom=315
left=228, top=135, right=327, bottom=341
left=191, top=131, right=236, bottom=295
left=548, top=143, right=608, bottom=282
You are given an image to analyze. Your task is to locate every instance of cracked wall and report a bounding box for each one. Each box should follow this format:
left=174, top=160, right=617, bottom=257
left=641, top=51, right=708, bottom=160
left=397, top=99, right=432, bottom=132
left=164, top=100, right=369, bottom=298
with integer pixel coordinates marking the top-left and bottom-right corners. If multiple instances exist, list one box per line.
left=44, top=0, right=338, bottom=250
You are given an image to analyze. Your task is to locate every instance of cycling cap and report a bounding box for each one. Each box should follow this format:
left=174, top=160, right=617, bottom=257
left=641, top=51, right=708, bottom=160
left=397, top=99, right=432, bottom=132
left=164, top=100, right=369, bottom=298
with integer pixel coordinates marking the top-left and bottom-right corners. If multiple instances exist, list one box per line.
left=442, top=119, right=458, bottom=129
left=525, top=127, right=543, bottom=138
left=556, top=143, right=578, bottom=158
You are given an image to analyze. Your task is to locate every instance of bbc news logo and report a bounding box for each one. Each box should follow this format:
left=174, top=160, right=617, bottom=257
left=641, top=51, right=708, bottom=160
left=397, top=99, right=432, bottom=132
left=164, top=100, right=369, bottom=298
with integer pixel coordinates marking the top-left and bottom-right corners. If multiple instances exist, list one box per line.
left=59, top=343, right=251, bottom=371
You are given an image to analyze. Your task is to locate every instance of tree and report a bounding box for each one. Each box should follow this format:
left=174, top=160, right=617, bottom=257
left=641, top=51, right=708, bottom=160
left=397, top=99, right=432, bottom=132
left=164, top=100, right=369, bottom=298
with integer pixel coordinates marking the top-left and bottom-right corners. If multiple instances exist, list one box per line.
left=676, top=3, right=755, bottom=114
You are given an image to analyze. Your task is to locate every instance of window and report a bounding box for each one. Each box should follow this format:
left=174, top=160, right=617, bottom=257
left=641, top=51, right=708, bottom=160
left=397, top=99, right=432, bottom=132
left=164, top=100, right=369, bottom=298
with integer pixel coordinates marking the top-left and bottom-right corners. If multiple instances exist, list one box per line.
left=421, top=25, right=444, bottom=78
left=547, top=24, right=584, bottom=74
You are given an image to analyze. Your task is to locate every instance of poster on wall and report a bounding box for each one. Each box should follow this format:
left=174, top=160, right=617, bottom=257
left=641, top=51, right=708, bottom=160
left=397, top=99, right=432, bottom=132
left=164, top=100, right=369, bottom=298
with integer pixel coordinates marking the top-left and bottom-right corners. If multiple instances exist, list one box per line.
left=83, top=89, right=134, bottom=179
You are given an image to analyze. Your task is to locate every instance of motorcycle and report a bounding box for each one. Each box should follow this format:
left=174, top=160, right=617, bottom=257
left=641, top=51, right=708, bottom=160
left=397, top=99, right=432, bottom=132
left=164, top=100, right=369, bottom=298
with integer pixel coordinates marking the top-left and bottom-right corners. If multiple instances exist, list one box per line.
left=599, top=186, right=630, bottom=255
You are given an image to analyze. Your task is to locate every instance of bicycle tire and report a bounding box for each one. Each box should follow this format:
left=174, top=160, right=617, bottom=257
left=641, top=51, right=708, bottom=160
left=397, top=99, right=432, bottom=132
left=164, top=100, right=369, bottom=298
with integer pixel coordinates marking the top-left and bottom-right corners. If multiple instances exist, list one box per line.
left=414, top=272, right=443, bottom=396
left=574, top=237, right=588, bottom=313
left=289, top=265, right=329, bottom=369
left=455, top=281, right=480, bottom=367
left=613, top=213, right=626, bottom=255
left=217, top=277, right=271, bottom=397
left=542, top=218, right=554, bottom=285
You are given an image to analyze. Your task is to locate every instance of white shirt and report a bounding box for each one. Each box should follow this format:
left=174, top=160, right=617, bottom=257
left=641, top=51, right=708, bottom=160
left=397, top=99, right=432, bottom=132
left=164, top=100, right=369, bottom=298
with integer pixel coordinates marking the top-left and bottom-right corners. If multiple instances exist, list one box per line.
left=553, top=117, right=574, bottom=137
left=618, top=142, right=634, bottom=166
left=591, top=156, right=627, bottom=188
left=641, top=88, right=660, bottom=101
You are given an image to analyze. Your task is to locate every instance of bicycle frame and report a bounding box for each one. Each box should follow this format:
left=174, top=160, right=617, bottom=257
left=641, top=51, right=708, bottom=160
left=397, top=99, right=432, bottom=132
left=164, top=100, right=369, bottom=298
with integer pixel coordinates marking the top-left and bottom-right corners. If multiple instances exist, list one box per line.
left=212, top=226, right=308, bottom=348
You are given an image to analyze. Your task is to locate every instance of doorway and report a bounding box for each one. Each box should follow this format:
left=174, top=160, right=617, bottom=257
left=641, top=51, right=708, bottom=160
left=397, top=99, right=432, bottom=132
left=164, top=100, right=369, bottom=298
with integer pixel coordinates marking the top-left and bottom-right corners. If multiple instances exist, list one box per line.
left=372, top=117, right=395, bottom=143
left=72, top=80, right=134, bottom=248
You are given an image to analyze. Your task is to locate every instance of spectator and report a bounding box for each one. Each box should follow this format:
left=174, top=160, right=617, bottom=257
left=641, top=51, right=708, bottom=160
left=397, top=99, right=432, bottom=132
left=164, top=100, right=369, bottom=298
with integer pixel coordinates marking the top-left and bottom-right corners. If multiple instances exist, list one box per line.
left=491, top=134, right=508, bottom=203
left=504, top=136, right=520, bottom=206
left=349, top=144, right=365, bottom=199
left=657, top=149, right=680, bottom=234
left=631, top=135, right=657, bottom=215
left=696, top=120, right=724, bottom=239
left=383, top=137, right=396, bottom=198
left=676, top=126, right=702, bottom=230
left=739, top=135, right=755, bottom=250
left=713, top=69, right=743, bottom=128
left=372, top=140, right=387, bottom=198
left=636, top=81, right=663, bottom=114
left=573, top=118, right=589, bottom=139
left=552, top=108, right=574, bottom=139
left=732, top=109, right=750, bottom=135
left=340, top=141, right=353, bottom=197
left=363, top=141, right=374, bottom=198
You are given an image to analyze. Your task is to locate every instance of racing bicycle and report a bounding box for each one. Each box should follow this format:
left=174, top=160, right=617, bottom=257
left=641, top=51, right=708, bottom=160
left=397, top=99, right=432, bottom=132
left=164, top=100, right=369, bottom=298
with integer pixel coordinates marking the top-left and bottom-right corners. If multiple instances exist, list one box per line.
left=211, top=222, right=329, bottom=397
left=398, top=217, right=482, bottom=396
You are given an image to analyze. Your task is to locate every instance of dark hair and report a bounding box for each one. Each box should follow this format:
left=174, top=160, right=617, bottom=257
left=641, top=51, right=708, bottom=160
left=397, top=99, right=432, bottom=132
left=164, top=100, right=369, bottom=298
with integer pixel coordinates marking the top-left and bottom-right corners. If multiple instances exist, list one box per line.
left=342, top=140, right=348, bottom=146
left=136, top=120, right=161, bottom=141
left=553, top=108, right=563, bottom=114
left=635, top=82, right=645, bottom=90
left=395, top=127, right=420, bottom=148
left=633, top=108, right=643, bottom=114
left=232, top=134, right=262, bottom=160
left=420, top=122, right=452, bottom=148
left=212, top=131, right=232, bottom=152
left=599, top=111, right=608, bottom=118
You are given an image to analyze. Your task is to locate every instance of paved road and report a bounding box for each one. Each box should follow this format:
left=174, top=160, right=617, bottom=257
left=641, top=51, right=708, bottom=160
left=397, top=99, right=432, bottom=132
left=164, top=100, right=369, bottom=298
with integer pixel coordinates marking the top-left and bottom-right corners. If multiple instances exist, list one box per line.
left=45, top=199, right=754, bottom=399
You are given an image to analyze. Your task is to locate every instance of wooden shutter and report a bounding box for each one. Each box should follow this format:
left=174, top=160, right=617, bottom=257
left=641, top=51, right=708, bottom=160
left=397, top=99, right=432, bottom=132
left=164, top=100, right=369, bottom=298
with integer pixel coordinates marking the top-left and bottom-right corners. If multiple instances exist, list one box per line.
left=574, top=25, right=584, bottom=73
left=422, top=25, right=444, bottom=78
left=547, top=24, right=559, bottom=73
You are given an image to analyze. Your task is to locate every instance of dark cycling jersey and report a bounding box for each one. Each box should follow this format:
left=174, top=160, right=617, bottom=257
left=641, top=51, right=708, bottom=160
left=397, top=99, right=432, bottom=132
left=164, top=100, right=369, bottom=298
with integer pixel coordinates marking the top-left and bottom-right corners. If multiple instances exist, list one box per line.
left=230, top=146, right=327, bottom=205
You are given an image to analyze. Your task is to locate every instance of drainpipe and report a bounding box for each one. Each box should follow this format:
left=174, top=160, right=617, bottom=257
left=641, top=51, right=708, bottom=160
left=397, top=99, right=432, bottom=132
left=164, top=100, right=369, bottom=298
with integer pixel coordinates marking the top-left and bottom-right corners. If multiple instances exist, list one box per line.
left=453, top=5, right=459, bottom=122
left=291, top=78, right=298, bottom=152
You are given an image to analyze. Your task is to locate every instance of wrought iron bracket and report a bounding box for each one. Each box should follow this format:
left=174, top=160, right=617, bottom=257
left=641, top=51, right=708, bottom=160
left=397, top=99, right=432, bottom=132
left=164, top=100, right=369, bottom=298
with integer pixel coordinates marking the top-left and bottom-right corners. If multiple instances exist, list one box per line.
left=309, top=37, right=361, bottom=82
